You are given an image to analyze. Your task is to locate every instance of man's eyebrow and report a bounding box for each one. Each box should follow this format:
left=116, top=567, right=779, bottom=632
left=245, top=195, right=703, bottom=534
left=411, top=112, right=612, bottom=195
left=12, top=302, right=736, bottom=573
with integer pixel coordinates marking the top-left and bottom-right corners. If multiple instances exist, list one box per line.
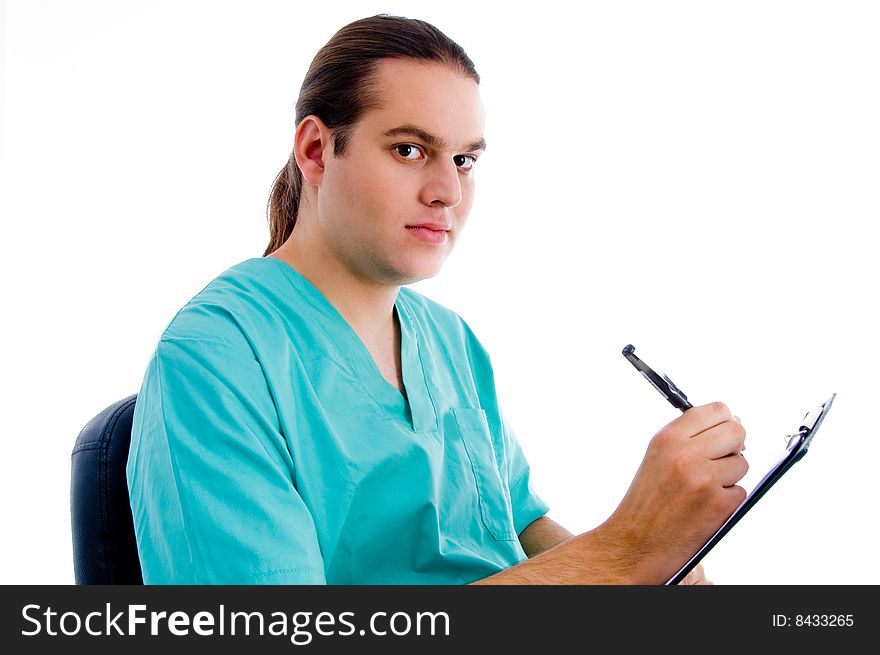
left=382, top=124, right=487, bottom=153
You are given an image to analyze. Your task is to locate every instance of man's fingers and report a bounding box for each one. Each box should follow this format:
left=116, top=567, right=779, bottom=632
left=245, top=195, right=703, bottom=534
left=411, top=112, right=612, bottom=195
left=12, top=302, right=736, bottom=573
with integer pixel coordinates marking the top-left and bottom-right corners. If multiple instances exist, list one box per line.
left=678, top=563, right=713, bottom=585
left=697, top=420, right=747, bottom=460
left=733, top=415, right=746, bottom=450
left=712, top=453, right=750, bottom=488
left=667, top=401, right=734, bottom=438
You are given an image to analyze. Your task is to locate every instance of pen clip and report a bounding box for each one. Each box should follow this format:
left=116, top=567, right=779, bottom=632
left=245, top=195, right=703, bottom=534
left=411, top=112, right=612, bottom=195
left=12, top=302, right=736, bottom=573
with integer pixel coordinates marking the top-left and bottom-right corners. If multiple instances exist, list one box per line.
left=661, top=373, right=685, bottom=397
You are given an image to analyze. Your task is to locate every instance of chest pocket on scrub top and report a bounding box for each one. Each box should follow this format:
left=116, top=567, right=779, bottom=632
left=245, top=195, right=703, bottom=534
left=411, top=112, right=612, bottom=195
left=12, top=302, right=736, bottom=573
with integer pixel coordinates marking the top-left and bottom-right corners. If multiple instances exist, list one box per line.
left=452, top=407, right=517, bottom=541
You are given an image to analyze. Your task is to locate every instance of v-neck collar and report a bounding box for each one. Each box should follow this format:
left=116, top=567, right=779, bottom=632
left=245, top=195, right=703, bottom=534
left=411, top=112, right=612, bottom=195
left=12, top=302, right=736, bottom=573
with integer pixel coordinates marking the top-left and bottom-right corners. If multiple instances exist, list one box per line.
left=257, top=257, right=438, bottom=433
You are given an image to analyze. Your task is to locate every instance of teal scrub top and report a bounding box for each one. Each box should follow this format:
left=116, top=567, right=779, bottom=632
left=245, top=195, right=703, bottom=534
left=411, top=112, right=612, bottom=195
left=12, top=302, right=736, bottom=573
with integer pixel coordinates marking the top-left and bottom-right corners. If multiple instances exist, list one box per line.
left=127, top=257, right=549, bottom=584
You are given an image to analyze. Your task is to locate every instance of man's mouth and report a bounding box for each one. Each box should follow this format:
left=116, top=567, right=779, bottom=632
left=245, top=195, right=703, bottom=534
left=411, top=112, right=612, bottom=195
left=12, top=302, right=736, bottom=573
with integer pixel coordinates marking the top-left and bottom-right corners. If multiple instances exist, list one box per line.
left=405, top=225, right=450, bottom=244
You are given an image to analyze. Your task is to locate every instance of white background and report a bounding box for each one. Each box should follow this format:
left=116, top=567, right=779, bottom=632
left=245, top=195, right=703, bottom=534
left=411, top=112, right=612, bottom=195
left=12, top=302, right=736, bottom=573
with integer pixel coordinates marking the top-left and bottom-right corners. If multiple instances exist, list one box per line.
left=2, top=0, right=877, bottom=585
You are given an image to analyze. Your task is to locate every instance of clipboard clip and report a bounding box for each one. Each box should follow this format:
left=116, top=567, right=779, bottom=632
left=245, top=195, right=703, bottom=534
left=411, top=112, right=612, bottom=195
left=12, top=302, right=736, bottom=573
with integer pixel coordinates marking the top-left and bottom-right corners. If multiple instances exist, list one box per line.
left=784, top=393, right=836, bottom=450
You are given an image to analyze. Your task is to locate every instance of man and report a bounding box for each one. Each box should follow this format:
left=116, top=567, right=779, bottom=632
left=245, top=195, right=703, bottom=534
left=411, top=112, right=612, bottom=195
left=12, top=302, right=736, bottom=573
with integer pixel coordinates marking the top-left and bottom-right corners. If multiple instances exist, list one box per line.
left=127, top=15, right=747, bottom=584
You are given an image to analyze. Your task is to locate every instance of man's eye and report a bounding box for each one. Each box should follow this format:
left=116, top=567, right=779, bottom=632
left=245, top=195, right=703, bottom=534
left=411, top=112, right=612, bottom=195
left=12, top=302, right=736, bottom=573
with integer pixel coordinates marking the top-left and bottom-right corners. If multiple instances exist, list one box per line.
left=454, top=154, right=477, bottom=171
left=394, top=144, right=423, bottom=160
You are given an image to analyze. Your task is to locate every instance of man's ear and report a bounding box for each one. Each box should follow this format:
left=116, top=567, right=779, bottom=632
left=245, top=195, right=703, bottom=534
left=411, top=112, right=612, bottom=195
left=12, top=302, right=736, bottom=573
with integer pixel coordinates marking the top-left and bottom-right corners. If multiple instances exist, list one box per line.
left=293, top=115, right=331, bottom=187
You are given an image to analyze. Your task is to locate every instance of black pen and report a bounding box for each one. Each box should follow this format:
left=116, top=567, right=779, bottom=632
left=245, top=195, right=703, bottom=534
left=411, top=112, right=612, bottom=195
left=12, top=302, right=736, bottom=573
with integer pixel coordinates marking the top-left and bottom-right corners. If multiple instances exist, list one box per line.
left=622, top=344, right=693, bottom=412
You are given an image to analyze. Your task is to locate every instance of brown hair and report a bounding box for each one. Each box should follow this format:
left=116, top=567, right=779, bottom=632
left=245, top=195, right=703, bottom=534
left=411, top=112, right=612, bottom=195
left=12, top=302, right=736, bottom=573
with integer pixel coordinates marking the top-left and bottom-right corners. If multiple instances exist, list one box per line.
left=263, top=14, right=480, bottom=256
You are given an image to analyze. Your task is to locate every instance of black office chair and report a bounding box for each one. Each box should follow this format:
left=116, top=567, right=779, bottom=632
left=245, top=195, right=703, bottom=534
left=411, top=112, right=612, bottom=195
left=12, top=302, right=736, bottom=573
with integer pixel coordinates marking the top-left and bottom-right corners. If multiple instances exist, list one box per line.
left=71, top=394, right=143, bottom=584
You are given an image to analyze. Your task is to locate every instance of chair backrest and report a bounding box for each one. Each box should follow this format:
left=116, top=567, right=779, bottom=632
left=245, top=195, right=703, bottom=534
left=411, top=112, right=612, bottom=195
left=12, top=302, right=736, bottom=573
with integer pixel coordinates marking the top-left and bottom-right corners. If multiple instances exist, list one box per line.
left=71, top=394, right=143, bottom=584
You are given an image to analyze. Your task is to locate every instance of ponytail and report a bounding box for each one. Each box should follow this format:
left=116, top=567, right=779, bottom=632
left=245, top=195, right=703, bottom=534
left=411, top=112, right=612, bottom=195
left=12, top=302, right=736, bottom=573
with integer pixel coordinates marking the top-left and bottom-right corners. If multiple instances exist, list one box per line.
left=264, top=154, right=302, bottom=256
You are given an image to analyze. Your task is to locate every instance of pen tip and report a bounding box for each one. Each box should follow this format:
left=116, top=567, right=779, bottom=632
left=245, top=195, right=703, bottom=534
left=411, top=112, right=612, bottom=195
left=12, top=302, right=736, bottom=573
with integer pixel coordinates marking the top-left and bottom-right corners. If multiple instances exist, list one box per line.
left=622, top=344, right=634, bottom=355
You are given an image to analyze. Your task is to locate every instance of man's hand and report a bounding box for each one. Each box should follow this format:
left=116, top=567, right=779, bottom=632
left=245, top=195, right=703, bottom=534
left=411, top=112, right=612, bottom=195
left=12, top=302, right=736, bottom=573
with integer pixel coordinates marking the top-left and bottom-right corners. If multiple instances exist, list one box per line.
left=600, top=402, right=748, bottom=584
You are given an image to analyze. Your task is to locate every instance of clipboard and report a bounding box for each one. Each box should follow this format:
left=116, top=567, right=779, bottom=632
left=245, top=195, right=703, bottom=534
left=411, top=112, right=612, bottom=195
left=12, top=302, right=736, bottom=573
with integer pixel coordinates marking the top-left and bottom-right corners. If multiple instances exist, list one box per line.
left=666, top=393, right=837, bottom=585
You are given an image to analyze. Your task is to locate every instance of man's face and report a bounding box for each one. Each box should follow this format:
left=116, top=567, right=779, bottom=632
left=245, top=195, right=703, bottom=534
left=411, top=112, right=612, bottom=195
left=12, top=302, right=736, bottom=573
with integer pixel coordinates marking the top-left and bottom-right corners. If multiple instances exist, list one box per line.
left=315, top=58, right=485, bottom=286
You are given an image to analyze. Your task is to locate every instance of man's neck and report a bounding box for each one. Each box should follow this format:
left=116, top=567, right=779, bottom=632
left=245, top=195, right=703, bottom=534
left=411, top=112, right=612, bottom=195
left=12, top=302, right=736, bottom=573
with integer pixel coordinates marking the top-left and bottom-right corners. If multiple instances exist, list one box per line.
left=267, top=226, right=400, bottom=346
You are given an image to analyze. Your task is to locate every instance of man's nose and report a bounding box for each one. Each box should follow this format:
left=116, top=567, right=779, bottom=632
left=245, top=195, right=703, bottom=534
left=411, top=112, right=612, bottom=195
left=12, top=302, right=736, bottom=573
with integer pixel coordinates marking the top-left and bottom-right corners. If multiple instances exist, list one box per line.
left=420, top=159, right=462, bottom=208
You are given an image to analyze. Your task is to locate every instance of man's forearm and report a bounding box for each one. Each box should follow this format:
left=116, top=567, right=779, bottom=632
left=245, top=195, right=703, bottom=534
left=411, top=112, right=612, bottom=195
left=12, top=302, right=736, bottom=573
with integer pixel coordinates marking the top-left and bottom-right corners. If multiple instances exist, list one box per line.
left=471, top=521, right=644, bottom=585
left=518, top=516, right=575, bottom=558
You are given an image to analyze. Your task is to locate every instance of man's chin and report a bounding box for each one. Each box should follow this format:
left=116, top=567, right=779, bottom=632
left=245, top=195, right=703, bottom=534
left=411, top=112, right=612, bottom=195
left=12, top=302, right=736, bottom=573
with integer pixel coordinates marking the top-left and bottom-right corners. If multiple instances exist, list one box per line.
left=390, top=261, right=444, bottom=286
left=398, top=269, right=441, bottom=286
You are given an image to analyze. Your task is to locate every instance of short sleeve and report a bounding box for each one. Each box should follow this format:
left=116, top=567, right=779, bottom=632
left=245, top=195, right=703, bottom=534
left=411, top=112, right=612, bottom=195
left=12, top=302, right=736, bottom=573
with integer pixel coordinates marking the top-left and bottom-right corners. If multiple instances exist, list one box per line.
left=499, top=412, right=550, bottom=536
left=126, top=336, right=326, bottom=584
